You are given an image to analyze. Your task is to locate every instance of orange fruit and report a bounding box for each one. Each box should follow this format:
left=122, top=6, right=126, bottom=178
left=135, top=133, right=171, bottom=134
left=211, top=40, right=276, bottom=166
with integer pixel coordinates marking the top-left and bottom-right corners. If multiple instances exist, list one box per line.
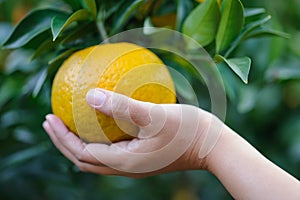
left=51, top=43, right=176, bottom=143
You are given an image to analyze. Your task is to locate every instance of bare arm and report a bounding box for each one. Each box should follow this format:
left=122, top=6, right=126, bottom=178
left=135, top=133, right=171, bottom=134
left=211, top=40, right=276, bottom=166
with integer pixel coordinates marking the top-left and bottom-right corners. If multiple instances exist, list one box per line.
left=43, top=88, right=300, bottom=199
left=207, top=127, right=300, bottom=200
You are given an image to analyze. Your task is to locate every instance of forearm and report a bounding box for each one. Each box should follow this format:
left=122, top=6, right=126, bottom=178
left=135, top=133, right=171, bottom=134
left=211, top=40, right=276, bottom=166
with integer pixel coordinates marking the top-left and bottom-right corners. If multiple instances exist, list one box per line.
left=206, top=126, right=300, bottom=200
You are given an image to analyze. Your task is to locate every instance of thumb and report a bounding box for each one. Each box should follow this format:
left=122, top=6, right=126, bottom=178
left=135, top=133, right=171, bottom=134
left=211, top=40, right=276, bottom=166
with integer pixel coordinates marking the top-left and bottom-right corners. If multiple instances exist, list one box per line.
left=86, top=88, right=152, bottom=127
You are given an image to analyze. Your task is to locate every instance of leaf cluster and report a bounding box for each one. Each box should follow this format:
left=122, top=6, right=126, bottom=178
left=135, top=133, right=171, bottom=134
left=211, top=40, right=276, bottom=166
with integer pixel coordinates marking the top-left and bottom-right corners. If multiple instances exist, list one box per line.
left=183, top=0, right=288, bottom=84
left=2, top=0, right=288, bottom=98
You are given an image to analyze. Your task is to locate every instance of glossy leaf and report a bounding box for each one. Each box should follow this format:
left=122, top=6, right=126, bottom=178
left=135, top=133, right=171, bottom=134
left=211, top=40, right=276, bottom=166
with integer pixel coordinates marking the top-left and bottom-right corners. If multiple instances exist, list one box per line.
left=30, top=38, right=55, bottom=61
left=244, top=8, right=266, bottom=18
left=182, top=0, right=220, bottom=48
left=169, top=68, right=198, bottom=106
left=216, top=55, right=251, bottom=83
left=160, top=52, right=203, bottom=105
left=22, top=30, right=52, bottom=49
left=176, top=0, right=193, bottom=31
left=2, top=9, right=68, bottom=49
left=243, top=15, right=272, bottom=33
left=159, top=50, right=204, bottom=85
left=110, top=0, right=144, bottom=35
left=61, top=22, right=96, bottom=45
left=216, top=0, right=244, bottom=53
left=51, top=9, right=91, bottom=41
left=216, top=62, right=239, bottom=101
left=245, top=27, right=290, bottom=39
left=224, top=15, right=271, bottom=57
left=81, top=0, right=97, bottom=19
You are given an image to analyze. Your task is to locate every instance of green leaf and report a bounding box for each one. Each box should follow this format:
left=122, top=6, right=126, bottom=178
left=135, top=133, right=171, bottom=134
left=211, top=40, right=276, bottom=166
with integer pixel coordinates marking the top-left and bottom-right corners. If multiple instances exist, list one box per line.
left=62, top=0, right=81, bottom=11
left=110, top=0, right=144, bottom=35
left=245, top=27, right=290, bottom=39
left=216, top=62, right=239, bottom=101
left=103, top=0, right=125, bottom=20
left=224, top=15, right=271, bottom=57
left=48, top=48, right=76, bottom=66
left=51, top=9, right=91, bottom=41
left=176, top=0, right=193, bottom=31
left=22, top=30, right=52, bottom=49
left=216, top=0, right=244, bottom=53
left=21, top=67, right=48, bottom=96
left=0, top=22, right=13, bottom=45
left=47, top=49, right=77, bottom=79
left=61, top=22, right=96, bottom=45
left=97, top=6, right=109, bottom=41
left=244, top=8, right=266, bottom=18
left=169, top=68, right=198, bottom=106
left=80, top=0, right=97, bottom=19
left=243, top=15, right=272, bottom=33
left=30, top=38, right=55, bottom=60
left=182, top=0, right=220, bottom=48
left=143, top=17, right=161, bottom=35
left=32, top=68, right=48, bottom=97
left=159, top=50, right=204, bottom=83
left=2, top=9, right=68, bottom=49
left=216, top=55, right=251, bottom=83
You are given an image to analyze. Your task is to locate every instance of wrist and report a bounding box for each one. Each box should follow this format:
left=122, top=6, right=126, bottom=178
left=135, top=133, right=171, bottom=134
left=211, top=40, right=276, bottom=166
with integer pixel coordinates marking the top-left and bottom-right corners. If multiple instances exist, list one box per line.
left=202, top=123, right=235, bottom=173
left=187, top=111, right=226, bottom=171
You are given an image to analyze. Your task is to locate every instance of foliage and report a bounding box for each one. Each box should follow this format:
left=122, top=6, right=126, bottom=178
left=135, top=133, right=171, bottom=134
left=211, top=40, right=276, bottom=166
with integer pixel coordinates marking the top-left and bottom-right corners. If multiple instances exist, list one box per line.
left=0, top=0, right=300, bottom=199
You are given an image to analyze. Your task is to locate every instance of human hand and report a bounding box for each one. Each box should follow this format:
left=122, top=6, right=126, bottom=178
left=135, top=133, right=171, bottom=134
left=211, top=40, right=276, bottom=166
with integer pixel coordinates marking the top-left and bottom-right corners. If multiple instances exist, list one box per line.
left=43, top=88, right=300, bottom=199
left=43, top=88, right=223, bottom=178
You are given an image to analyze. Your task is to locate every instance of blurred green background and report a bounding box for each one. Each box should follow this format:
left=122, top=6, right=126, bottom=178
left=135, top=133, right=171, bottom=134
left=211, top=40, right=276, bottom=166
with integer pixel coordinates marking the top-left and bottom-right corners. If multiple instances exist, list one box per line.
left=0, top=0, right=299, bottom=199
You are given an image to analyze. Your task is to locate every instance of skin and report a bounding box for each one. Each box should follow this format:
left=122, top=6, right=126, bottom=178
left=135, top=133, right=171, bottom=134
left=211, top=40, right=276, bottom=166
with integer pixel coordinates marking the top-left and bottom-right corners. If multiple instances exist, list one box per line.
left=43, top=88, right=300, bottom=199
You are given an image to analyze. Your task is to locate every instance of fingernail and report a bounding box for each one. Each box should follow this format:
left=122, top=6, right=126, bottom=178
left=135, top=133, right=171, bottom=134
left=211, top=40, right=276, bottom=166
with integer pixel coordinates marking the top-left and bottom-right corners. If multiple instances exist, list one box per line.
left=42, top=121, right=47, bottom=128
left=86, top=89, right=106, bottom=107
left=45, top=114, right=51, bottom=121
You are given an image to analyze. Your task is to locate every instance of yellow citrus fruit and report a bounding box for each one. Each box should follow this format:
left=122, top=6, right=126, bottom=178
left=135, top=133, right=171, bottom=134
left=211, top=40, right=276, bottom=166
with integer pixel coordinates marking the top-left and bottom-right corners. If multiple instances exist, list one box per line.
left=51, top=43, right=176, bottom=143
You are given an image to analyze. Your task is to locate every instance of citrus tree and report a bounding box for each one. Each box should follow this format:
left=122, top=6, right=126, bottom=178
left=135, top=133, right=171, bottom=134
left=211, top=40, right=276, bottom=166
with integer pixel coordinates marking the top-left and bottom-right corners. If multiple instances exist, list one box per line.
left=1, top=0, right=299, bottom=199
